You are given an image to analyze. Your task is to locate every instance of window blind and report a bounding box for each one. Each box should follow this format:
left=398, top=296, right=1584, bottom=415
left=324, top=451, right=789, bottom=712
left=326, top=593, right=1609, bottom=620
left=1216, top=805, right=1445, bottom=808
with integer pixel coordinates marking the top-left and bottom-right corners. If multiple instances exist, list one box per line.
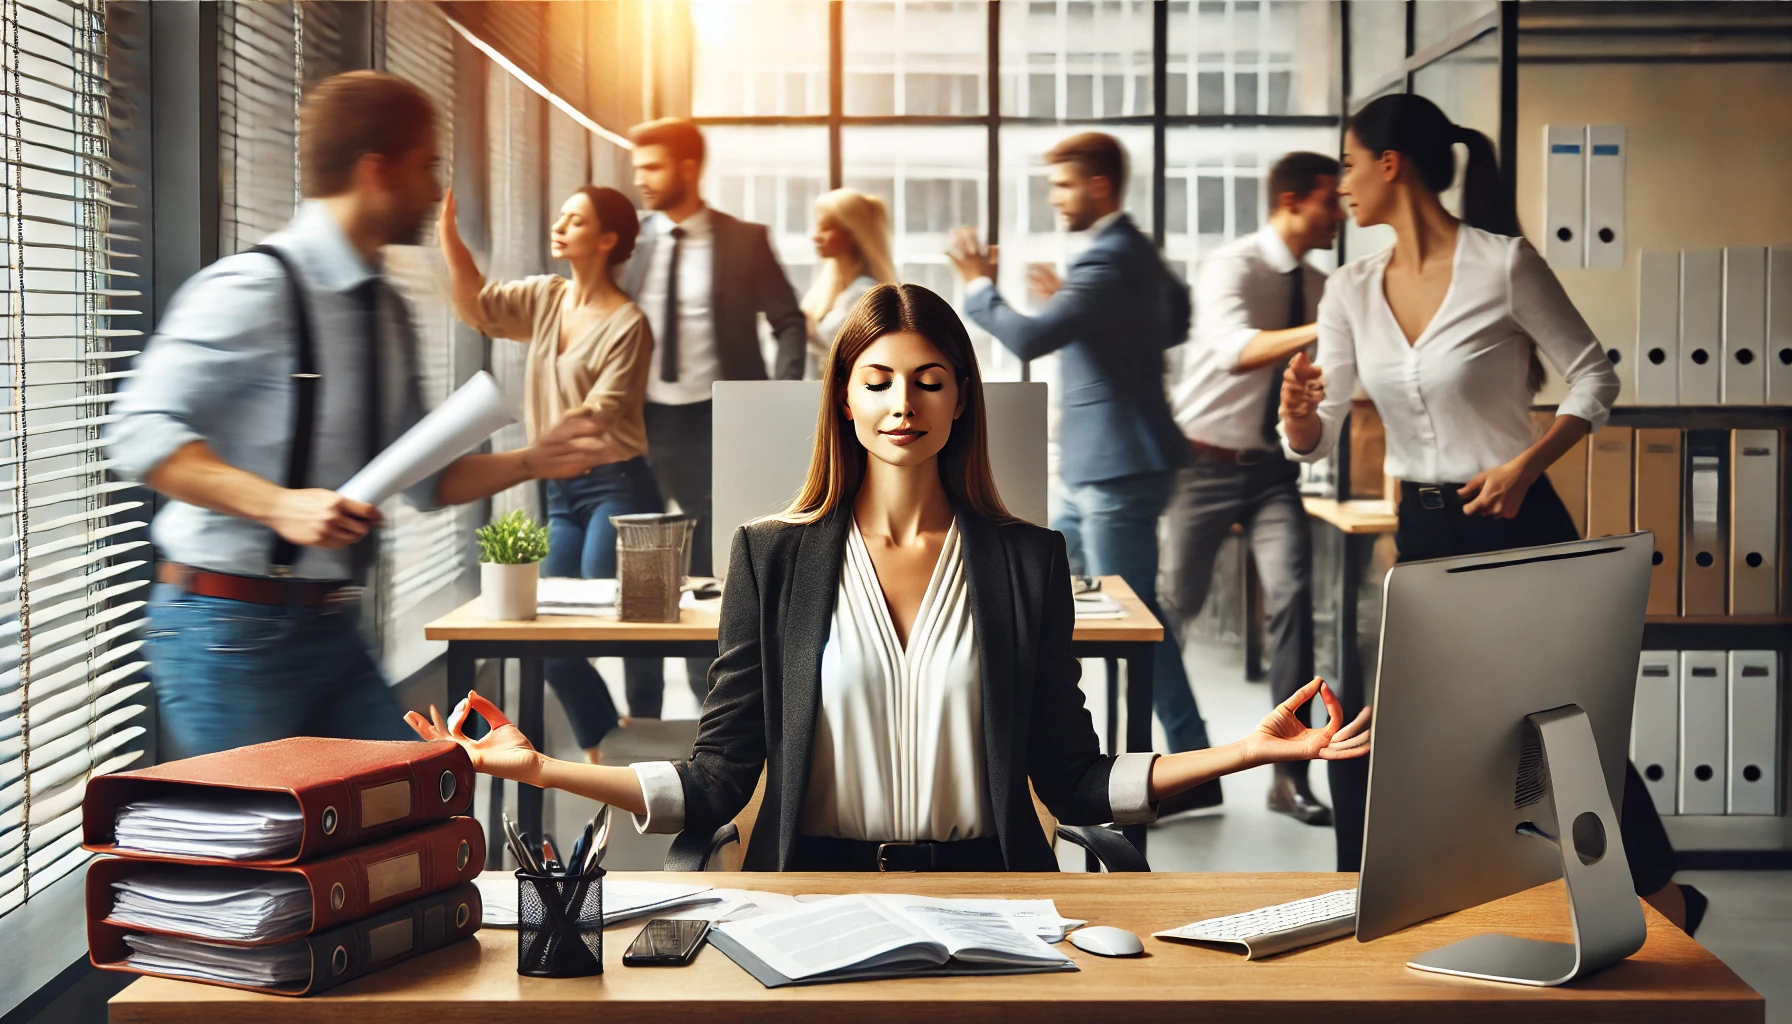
left=378, top=0, right=472, bottom=681
left=0, top=0, right=150, bottom=918
left=218, top=0, right=299, bottom=256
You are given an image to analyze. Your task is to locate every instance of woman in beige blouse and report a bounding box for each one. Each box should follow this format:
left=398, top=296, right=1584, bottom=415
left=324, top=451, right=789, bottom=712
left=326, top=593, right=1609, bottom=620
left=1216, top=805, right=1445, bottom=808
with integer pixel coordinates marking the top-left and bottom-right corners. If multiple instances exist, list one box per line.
left=438, top=184, right=660, bottom=759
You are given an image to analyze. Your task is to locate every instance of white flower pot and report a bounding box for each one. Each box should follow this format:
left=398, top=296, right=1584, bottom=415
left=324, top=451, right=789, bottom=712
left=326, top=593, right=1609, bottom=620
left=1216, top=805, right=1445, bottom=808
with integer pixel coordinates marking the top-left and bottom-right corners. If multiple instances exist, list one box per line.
left=481, top=561, right=540, bottom=621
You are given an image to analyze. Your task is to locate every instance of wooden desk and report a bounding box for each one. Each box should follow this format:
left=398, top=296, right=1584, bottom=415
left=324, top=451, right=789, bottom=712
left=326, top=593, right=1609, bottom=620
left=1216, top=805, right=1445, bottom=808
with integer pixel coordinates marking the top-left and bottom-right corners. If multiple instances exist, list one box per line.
left=426, top=576, right=1165, bottom=862
left=109, top=871, right=1762, bottom=1024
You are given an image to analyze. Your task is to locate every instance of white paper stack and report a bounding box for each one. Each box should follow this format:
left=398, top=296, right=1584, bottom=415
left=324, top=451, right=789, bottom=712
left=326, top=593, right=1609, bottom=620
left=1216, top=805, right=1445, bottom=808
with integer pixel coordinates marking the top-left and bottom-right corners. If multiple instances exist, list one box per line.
left=536, top=577, right=619, bottom=617
left=110, top=870, right=313, bottom=943
left=123, top=933, right=312, bottom=988
left=113, top=793, right=304, bottom=860
left=1073, top=592, right=1126, bottom=620
left=474, top=875, right=717, bottom=928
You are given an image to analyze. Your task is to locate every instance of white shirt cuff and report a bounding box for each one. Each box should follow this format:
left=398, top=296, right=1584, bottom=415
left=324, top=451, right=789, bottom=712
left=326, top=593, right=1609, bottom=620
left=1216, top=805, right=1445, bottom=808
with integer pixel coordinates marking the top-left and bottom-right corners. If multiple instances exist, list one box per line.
left=965, top=276, right=994, bottom=297
left=1108, top=752, right=1160, bottom=825
left=1555, top=390, right=1613, bottom=433
left=630, top=760, right=686, bottom=835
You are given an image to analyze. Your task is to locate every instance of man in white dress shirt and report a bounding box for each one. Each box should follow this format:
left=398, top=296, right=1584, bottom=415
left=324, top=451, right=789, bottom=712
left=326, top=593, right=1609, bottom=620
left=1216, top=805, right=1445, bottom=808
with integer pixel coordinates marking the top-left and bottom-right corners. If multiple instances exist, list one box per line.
left=1163, top=153, right=1346, bottom=824
left=620, top=118, right=807, bottom=713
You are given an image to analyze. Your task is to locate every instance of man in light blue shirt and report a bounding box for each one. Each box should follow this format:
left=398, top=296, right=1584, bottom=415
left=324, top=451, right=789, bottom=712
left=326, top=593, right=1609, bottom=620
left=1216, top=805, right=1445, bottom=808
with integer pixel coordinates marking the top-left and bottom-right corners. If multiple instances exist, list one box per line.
left=108, top=72, right=605, bottom=760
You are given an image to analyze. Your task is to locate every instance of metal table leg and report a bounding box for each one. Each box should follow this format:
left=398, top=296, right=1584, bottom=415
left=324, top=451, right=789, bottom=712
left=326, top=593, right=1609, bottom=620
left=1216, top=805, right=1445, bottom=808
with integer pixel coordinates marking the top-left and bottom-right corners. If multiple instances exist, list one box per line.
left=518, top=657, right=546, bottom=844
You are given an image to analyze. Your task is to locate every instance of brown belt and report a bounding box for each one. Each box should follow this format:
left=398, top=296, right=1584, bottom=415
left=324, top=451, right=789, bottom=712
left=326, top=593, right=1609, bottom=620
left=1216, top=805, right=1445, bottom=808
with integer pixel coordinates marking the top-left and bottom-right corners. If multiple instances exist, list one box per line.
left=156, top=562, right=353, bottom=608
left=1188, top=439, right=1280, bottom=465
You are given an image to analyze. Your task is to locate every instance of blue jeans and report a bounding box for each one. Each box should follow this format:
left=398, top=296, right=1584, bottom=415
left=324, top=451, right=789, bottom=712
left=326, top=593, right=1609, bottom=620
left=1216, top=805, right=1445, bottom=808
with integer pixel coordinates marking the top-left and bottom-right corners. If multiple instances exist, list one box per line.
left=147, top=583, right=413, bottom=762
left=1055, top=471, right=1210, bottom=752
left=544, top=457, right=664, bottom=748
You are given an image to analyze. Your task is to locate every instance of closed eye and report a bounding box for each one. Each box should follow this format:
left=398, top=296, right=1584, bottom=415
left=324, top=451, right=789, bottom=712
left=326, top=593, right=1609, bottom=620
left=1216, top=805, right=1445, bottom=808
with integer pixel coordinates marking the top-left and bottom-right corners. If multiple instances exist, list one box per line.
left=864, top=381, right=892, bottom=392
left=915, top=381, right=944, bottom=392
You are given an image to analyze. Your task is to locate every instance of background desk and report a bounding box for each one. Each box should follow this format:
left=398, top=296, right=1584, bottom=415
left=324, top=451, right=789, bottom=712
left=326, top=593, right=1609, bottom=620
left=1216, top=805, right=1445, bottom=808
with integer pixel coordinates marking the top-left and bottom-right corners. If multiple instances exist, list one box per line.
left=425, top=575, right=1165, bottom=865
left=108, top=871, right=1761, bottom=1024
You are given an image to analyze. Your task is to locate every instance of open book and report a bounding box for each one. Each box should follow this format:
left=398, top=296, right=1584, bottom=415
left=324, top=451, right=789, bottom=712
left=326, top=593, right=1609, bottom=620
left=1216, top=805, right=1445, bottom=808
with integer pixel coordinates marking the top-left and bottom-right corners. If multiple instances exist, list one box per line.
left=706, top=893, right=1077, bottom=987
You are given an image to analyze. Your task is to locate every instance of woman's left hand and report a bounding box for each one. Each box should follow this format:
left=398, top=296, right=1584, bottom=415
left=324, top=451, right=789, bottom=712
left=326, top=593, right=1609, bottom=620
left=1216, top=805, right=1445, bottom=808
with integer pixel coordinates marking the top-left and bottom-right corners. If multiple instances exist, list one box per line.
left=1458, top=458, right=1536, bottom=518
left=1245, top=678, right=1371, bottom=765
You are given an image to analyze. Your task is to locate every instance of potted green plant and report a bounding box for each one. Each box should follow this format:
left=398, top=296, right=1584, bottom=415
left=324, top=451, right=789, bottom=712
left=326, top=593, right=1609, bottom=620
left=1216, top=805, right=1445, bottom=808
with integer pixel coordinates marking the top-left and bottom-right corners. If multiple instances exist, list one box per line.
left=476, top=508, right=550, bottom=620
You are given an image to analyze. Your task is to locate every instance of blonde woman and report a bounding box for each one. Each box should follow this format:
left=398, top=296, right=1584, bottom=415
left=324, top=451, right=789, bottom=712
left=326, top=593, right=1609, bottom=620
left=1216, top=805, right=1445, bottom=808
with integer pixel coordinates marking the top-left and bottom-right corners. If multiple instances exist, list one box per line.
left=801, top=188, right=897, bottom=375
left=408, top=284, right=1368, bottom=871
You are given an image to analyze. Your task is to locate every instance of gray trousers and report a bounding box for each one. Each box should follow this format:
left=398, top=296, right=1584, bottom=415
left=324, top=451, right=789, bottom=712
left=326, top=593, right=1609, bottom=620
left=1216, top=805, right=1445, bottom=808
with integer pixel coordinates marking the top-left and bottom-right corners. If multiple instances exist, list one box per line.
left=1159, top=455, right=1315, bottom=718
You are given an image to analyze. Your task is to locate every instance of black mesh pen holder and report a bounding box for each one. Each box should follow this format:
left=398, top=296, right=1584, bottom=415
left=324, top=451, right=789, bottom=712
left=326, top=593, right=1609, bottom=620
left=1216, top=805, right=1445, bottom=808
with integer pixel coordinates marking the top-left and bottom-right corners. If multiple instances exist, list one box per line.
left=516, top=868, right=605, bottom=978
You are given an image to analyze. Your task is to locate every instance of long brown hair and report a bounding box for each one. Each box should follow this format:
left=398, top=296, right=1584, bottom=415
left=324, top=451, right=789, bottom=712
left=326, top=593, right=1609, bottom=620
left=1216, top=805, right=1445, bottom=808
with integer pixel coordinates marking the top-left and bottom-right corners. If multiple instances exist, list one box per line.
left=774, top=283, right=1016, bottom=525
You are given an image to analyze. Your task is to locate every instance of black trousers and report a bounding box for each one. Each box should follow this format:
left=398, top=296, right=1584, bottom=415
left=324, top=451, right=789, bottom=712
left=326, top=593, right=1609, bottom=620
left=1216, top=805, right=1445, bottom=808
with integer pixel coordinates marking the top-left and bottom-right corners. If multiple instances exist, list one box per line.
left=1330, top=476, right=1677, bottom=895
left=642, top=400, right=714, bottom=713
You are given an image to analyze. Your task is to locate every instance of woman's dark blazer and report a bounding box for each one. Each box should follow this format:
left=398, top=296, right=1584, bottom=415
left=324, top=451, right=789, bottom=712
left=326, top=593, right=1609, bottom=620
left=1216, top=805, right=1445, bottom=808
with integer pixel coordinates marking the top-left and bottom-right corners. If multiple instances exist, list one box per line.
left=671, top=502, right=1134, bottom=871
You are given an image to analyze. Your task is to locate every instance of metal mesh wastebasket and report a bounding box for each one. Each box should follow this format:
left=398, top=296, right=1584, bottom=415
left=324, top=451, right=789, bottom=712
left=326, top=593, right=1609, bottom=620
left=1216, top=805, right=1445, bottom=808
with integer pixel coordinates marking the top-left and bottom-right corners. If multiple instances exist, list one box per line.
left=611, top=513, right=696, bottom=622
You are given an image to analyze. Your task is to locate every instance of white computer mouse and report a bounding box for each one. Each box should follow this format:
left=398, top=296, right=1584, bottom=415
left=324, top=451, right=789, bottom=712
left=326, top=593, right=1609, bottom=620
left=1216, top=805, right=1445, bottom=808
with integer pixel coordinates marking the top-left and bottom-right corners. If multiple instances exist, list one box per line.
left=1068, top=925, right=1144, bottom=957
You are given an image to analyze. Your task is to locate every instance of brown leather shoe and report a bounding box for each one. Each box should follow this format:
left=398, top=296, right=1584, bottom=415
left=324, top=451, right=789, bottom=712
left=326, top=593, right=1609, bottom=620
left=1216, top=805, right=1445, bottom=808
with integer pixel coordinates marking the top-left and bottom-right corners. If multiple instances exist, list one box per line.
left=1268, top=774, right=1333, bottom=826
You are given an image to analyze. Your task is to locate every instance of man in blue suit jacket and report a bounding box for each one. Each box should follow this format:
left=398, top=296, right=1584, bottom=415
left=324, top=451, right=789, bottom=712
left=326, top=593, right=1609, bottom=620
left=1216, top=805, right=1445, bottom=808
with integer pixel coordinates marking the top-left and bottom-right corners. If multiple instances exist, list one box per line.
left=949, top=133, right=1215, bottom=788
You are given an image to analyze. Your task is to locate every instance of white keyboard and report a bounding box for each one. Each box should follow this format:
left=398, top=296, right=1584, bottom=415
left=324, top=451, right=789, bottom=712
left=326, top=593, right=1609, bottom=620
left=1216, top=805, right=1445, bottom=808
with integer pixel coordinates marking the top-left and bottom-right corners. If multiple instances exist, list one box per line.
left=1153, top=888, right=1357, bottom=960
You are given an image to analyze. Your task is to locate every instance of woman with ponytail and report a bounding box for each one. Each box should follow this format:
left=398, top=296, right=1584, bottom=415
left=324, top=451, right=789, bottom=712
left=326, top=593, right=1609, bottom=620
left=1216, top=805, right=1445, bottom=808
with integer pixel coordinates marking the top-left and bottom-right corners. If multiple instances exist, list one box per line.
left=1277, top=94, right=1702, bottom=934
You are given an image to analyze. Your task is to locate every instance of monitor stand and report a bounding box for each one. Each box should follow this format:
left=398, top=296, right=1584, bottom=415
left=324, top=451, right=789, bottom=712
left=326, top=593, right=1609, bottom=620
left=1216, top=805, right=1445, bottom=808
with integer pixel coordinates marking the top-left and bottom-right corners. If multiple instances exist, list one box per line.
left=1406, top=704, right=1647, bottom=987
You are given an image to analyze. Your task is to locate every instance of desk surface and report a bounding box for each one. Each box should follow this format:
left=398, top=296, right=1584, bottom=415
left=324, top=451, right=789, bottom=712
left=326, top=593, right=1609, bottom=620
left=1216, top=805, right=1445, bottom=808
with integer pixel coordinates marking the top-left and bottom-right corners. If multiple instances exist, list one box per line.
left=109, top=871, right=1759, bottom=1024
left=1302, top=497, right=1400, bottom=535
left=425, top=574, right=1163, bottom=644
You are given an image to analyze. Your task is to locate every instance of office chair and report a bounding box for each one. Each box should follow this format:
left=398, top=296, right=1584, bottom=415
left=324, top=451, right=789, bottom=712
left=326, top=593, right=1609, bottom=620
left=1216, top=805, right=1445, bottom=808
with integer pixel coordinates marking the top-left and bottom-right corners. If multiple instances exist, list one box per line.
left=664, top=772, right=1150, bottom=872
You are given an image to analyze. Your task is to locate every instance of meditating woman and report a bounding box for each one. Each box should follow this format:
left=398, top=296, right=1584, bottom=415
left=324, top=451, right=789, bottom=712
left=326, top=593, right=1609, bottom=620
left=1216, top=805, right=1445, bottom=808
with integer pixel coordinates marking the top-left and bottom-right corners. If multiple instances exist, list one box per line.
left=438, top=184, right=661, bottom=761
left=409, top=283, right=1368, bottom=871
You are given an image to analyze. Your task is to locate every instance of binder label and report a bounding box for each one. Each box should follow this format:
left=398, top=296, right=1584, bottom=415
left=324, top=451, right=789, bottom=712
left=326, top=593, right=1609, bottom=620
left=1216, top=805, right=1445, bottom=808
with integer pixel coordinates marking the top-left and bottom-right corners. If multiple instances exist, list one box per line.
left=367, top=919, right=415, bottom=963
left=367, top=851, right=423, bottom=904
left=360, top=780, right=413, bottom=829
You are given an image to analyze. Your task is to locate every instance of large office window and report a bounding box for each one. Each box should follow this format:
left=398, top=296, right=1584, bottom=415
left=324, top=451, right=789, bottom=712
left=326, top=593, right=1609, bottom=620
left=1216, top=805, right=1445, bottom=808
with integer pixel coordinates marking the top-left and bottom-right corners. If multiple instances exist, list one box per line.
left=687, top=0, right=1341, bottom=356
left=218, top=1, right=300, bottom=255
left=0, top=0, right=149, bottom=917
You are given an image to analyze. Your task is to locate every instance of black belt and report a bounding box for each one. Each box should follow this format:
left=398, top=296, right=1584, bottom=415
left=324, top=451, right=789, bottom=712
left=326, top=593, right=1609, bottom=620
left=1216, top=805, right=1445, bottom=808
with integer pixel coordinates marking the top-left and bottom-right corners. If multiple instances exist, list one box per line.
left=1401, top=481, right=1468, bottom=512
left=791, top=834, right=1004, bottom=872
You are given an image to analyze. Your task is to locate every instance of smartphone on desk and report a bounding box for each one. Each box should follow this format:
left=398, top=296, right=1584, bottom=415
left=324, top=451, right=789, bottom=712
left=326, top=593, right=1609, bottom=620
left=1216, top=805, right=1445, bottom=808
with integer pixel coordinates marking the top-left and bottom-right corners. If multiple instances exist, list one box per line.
left=623, top=918, right=711, bottom=966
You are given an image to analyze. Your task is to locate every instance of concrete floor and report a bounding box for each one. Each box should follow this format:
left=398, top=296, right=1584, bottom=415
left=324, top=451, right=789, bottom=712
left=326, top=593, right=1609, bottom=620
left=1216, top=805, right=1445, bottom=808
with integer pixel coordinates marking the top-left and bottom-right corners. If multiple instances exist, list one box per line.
left=488, top=630, right=1791, bottom=1020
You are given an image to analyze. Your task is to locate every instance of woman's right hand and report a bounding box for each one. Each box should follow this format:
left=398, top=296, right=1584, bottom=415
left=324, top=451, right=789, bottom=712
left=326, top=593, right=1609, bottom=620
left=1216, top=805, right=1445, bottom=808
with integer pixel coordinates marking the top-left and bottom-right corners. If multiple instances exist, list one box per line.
left=436, top=188, right=460, bottom=251
left=1279, top=351, right=1326, bottom=452
left=404, top=690, right=542, bottom=785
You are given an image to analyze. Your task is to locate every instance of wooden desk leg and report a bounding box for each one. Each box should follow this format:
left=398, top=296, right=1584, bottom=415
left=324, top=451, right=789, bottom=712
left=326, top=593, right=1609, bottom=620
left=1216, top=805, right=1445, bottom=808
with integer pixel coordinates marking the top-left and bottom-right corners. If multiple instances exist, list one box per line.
left=1328, top=531, right=1370, bottom=873
left=518, top=657, right=546, bottom=844
left=1122, top=646, right=1153, bottom=857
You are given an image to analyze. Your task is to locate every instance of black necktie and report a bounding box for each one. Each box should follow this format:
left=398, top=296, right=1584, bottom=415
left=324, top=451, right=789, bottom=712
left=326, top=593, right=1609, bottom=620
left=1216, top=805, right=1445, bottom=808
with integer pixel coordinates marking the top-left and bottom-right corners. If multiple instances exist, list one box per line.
left=1261, top=266, right=1305, bottom=448
left=353, top=279, right=385, bottom=463
left=660, top=225, right=685, bottom=383
left=351, top=278, right=384, bottom=581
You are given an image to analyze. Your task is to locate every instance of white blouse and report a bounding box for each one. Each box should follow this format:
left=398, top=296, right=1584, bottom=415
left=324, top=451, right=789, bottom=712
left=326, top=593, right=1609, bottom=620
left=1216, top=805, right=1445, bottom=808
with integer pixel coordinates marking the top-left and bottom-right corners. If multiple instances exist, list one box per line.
left=1280, top=225, right=1620, bottom=484
left=800, top=520, right=991, bottom=840
left=627, top=521, right=1161, bottom=840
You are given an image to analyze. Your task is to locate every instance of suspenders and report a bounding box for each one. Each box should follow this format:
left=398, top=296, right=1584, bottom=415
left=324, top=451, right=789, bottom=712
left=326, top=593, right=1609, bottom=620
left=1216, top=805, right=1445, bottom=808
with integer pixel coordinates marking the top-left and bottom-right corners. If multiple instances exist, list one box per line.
left=247, top=244, right=319, bottom=577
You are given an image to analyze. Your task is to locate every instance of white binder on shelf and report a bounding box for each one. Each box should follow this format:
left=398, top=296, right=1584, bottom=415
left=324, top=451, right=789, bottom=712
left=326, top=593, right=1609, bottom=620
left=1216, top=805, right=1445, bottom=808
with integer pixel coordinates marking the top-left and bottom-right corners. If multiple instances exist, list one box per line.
left=1769, top=247, right=1792, bottom=406
left=1543, top=125, right=1585, bottom=270
left=1585, top=125, right=1625, bottom=271
left=1635, top=250, right=1679, bottom=405
left=1730, top=429, right=1780, bottom=616
left=1678, top=650, right=1728, bottom=815
left=1727, top=651, right=1781, bottom=816
left=1721, top=246, right=1767, bottom=404
left=1631, top=652, right=1680, bottom=816
left=1679, top=250, right=1722, bottom=405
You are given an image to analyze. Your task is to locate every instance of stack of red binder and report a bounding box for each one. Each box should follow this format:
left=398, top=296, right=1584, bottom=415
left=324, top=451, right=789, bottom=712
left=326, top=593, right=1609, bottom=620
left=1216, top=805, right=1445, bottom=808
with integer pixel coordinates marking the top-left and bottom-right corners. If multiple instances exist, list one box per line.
left=81, top=737, right=486, bottom=996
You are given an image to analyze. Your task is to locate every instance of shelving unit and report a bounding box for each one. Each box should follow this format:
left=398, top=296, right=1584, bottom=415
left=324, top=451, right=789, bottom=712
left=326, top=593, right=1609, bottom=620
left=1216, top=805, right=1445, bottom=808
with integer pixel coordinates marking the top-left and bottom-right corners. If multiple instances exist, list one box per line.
left=1587, top=406, right=1792, bottom=868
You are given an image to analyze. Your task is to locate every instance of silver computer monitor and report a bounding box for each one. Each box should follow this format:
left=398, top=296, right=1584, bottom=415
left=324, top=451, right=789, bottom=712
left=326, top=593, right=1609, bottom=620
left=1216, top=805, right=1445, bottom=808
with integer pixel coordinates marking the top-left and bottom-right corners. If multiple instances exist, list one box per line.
left=709, top=380, right=1049, bottom=574
left=1356, top=532, right=1654, bottom=986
